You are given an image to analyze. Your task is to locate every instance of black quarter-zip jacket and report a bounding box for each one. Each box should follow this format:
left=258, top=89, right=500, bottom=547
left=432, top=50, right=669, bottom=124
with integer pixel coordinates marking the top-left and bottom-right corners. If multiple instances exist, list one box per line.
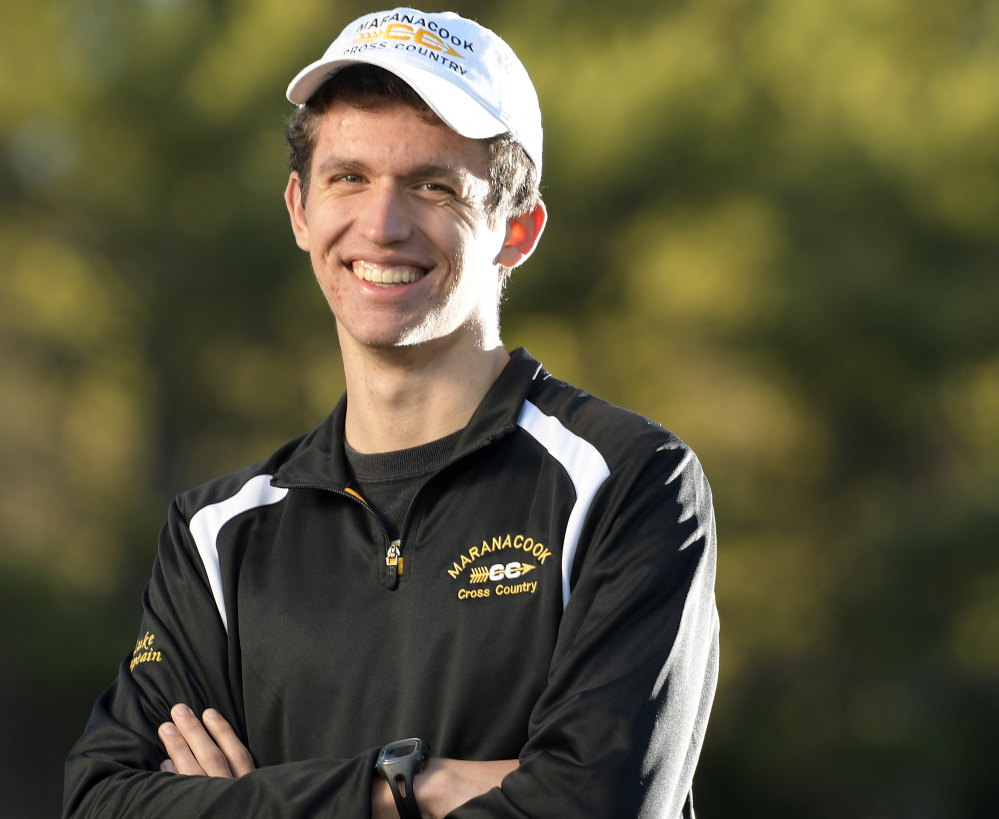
left=64, top=349, right=719, bottom=818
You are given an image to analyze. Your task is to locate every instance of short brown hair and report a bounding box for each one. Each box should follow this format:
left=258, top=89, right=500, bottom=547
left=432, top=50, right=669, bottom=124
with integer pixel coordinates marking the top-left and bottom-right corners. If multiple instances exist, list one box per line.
left=284, top=65, right=539, bottom=221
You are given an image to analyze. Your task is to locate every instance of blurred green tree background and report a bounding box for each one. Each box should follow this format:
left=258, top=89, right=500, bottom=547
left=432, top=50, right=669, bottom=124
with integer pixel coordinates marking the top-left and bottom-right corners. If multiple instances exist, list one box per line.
left=2, top=0, right=997, bottom=816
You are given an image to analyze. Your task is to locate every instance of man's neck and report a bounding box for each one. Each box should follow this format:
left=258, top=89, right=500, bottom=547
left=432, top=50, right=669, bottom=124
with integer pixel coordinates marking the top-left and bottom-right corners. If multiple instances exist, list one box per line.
left=341, top=339, right=510, bottom=454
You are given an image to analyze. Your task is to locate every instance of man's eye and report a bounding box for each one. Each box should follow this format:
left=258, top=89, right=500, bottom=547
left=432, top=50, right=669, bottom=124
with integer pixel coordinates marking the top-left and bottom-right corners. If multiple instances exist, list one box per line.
left=329, top=173, right=365, bottom=186
left=420, top=182, right=454, bottom=195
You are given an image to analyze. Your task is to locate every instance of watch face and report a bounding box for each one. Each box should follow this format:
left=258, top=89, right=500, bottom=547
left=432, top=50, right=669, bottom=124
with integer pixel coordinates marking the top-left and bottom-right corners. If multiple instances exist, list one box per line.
left=385, top=740, right=420, bottom=760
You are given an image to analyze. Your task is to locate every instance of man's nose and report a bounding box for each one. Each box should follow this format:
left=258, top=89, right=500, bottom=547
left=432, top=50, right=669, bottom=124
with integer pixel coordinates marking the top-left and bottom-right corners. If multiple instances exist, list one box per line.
left=357, top=182, right=411, bottom=245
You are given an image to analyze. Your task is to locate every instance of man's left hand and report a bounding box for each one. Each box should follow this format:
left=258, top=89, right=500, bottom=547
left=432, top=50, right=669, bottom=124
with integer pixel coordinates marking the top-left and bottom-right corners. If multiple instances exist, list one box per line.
left=158, top=703, right=256, bottom=777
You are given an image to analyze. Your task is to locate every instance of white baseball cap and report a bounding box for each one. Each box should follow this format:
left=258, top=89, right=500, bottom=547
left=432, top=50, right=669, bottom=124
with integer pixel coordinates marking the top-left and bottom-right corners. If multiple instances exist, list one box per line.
left=286, top=8, right=543, bottom=176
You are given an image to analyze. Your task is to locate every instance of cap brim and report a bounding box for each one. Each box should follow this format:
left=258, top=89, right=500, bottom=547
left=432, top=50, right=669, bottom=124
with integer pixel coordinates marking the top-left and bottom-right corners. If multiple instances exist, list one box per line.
left=286, top=56, right=508, bottom=141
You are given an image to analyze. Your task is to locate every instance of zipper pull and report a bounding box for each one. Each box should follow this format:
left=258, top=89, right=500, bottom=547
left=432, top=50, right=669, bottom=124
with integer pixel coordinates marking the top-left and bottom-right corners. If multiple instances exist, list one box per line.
left=384, top=541, right=402, bottom=590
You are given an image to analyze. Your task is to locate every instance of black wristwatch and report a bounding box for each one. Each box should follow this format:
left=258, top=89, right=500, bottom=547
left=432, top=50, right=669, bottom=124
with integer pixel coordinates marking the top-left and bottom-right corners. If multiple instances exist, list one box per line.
left=376, top=737, right=429, bottom=819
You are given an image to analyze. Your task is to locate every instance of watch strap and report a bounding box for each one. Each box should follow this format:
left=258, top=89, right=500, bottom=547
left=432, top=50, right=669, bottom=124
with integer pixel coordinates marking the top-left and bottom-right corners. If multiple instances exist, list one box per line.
left=385, top=770, right=420, bottom=819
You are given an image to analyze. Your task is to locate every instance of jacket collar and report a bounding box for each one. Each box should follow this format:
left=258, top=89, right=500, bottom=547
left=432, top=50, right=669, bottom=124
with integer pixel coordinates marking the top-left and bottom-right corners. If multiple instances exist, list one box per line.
left=273, top=348, right=545, bottom=490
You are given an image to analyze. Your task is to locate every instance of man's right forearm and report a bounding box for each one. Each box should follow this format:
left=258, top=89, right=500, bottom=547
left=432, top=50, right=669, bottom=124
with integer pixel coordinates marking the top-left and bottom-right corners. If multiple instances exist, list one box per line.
left=372, top=758, right=519, bottom=819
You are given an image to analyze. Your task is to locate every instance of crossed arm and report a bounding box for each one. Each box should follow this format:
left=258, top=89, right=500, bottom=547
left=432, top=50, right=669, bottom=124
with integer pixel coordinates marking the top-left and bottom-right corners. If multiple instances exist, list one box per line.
left=158, top=704, right=517, bottom=819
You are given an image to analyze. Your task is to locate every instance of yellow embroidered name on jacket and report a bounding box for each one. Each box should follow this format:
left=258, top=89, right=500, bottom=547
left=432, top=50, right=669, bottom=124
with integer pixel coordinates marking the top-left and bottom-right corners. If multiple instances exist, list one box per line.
left=130, top=631, right=163, bottom=673
left=447, top=534, right=552, bottom=579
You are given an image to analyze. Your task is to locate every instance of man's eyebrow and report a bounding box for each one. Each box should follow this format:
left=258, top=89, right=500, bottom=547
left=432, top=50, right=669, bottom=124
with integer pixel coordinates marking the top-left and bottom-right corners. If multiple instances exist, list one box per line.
left=314, top=157, right=368, bottom=178
left=404, top=163, right=475, bottom=184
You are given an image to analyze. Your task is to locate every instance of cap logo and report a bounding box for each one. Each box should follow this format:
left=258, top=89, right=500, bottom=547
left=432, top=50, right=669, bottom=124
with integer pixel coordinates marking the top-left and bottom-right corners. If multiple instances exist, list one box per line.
left=348, top=14, right=476, bottom=76
left=354, top=24, right=462, bottom=58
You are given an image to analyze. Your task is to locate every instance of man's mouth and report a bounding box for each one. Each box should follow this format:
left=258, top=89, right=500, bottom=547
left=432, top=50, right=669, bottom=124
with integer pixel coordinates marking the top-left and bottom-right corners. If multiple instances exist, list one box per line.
left=352, top=260, right=427, bottom=287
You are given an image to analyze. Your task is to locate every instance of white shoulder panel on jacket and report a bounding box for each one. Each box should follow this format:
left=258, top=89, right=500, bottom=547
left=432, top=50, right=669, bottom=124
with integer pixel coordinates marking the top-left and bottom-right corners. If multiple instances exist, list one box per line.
left=189, top=474, right=289, bottom=631
left=516, top=400, right=610, bottom=608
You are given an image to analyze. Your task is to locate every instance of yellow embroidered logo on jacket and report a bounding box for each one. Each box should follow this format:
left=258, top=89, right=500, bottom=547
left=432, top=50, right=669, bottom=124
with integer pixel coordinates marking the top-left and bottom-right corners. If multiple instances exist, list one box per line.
left=449, top=534, right=551, bottom=601
left=129, top=631, right=163, bottom=673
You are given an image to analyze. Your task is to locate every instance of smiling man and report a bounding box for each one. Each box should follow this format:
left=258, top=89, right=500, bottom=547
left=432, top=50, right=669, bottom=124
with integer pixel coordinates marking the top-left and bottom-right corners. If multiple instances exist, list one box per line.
left=64, top=9, right=719, bottom=819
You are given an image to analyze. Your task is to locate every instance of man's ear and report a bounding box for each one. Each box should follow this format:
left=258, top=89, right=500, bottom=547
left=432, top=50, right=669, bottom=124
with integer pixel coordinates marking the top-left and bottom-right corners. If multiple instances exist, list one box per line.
left=285, top=172, right=311, bottom=252
left=496, top=201, right=547, bottom=269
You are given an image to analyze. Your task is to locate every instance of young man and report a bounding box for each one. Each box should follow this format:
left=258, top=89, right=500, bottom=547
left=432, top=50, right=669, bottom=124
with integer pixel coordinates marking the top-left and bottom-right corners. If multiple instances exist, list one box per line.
left=64, top=9, right=719, bottom=819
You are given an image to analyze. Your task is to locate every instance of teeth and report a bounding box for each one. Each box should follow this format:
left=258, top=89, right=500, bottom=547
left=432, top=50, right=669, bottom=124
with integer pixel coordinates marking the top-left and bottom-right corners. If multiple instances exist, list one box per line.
left=352, top=261, right=426, bottom=286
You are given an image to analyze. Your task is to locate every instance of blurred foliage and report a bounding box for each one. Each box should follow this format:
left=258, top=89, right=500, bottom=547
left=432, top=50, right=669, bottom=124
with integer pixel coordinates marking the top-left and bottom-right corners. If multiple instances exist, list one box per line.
left=1, top=0, right=997, bottom=816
